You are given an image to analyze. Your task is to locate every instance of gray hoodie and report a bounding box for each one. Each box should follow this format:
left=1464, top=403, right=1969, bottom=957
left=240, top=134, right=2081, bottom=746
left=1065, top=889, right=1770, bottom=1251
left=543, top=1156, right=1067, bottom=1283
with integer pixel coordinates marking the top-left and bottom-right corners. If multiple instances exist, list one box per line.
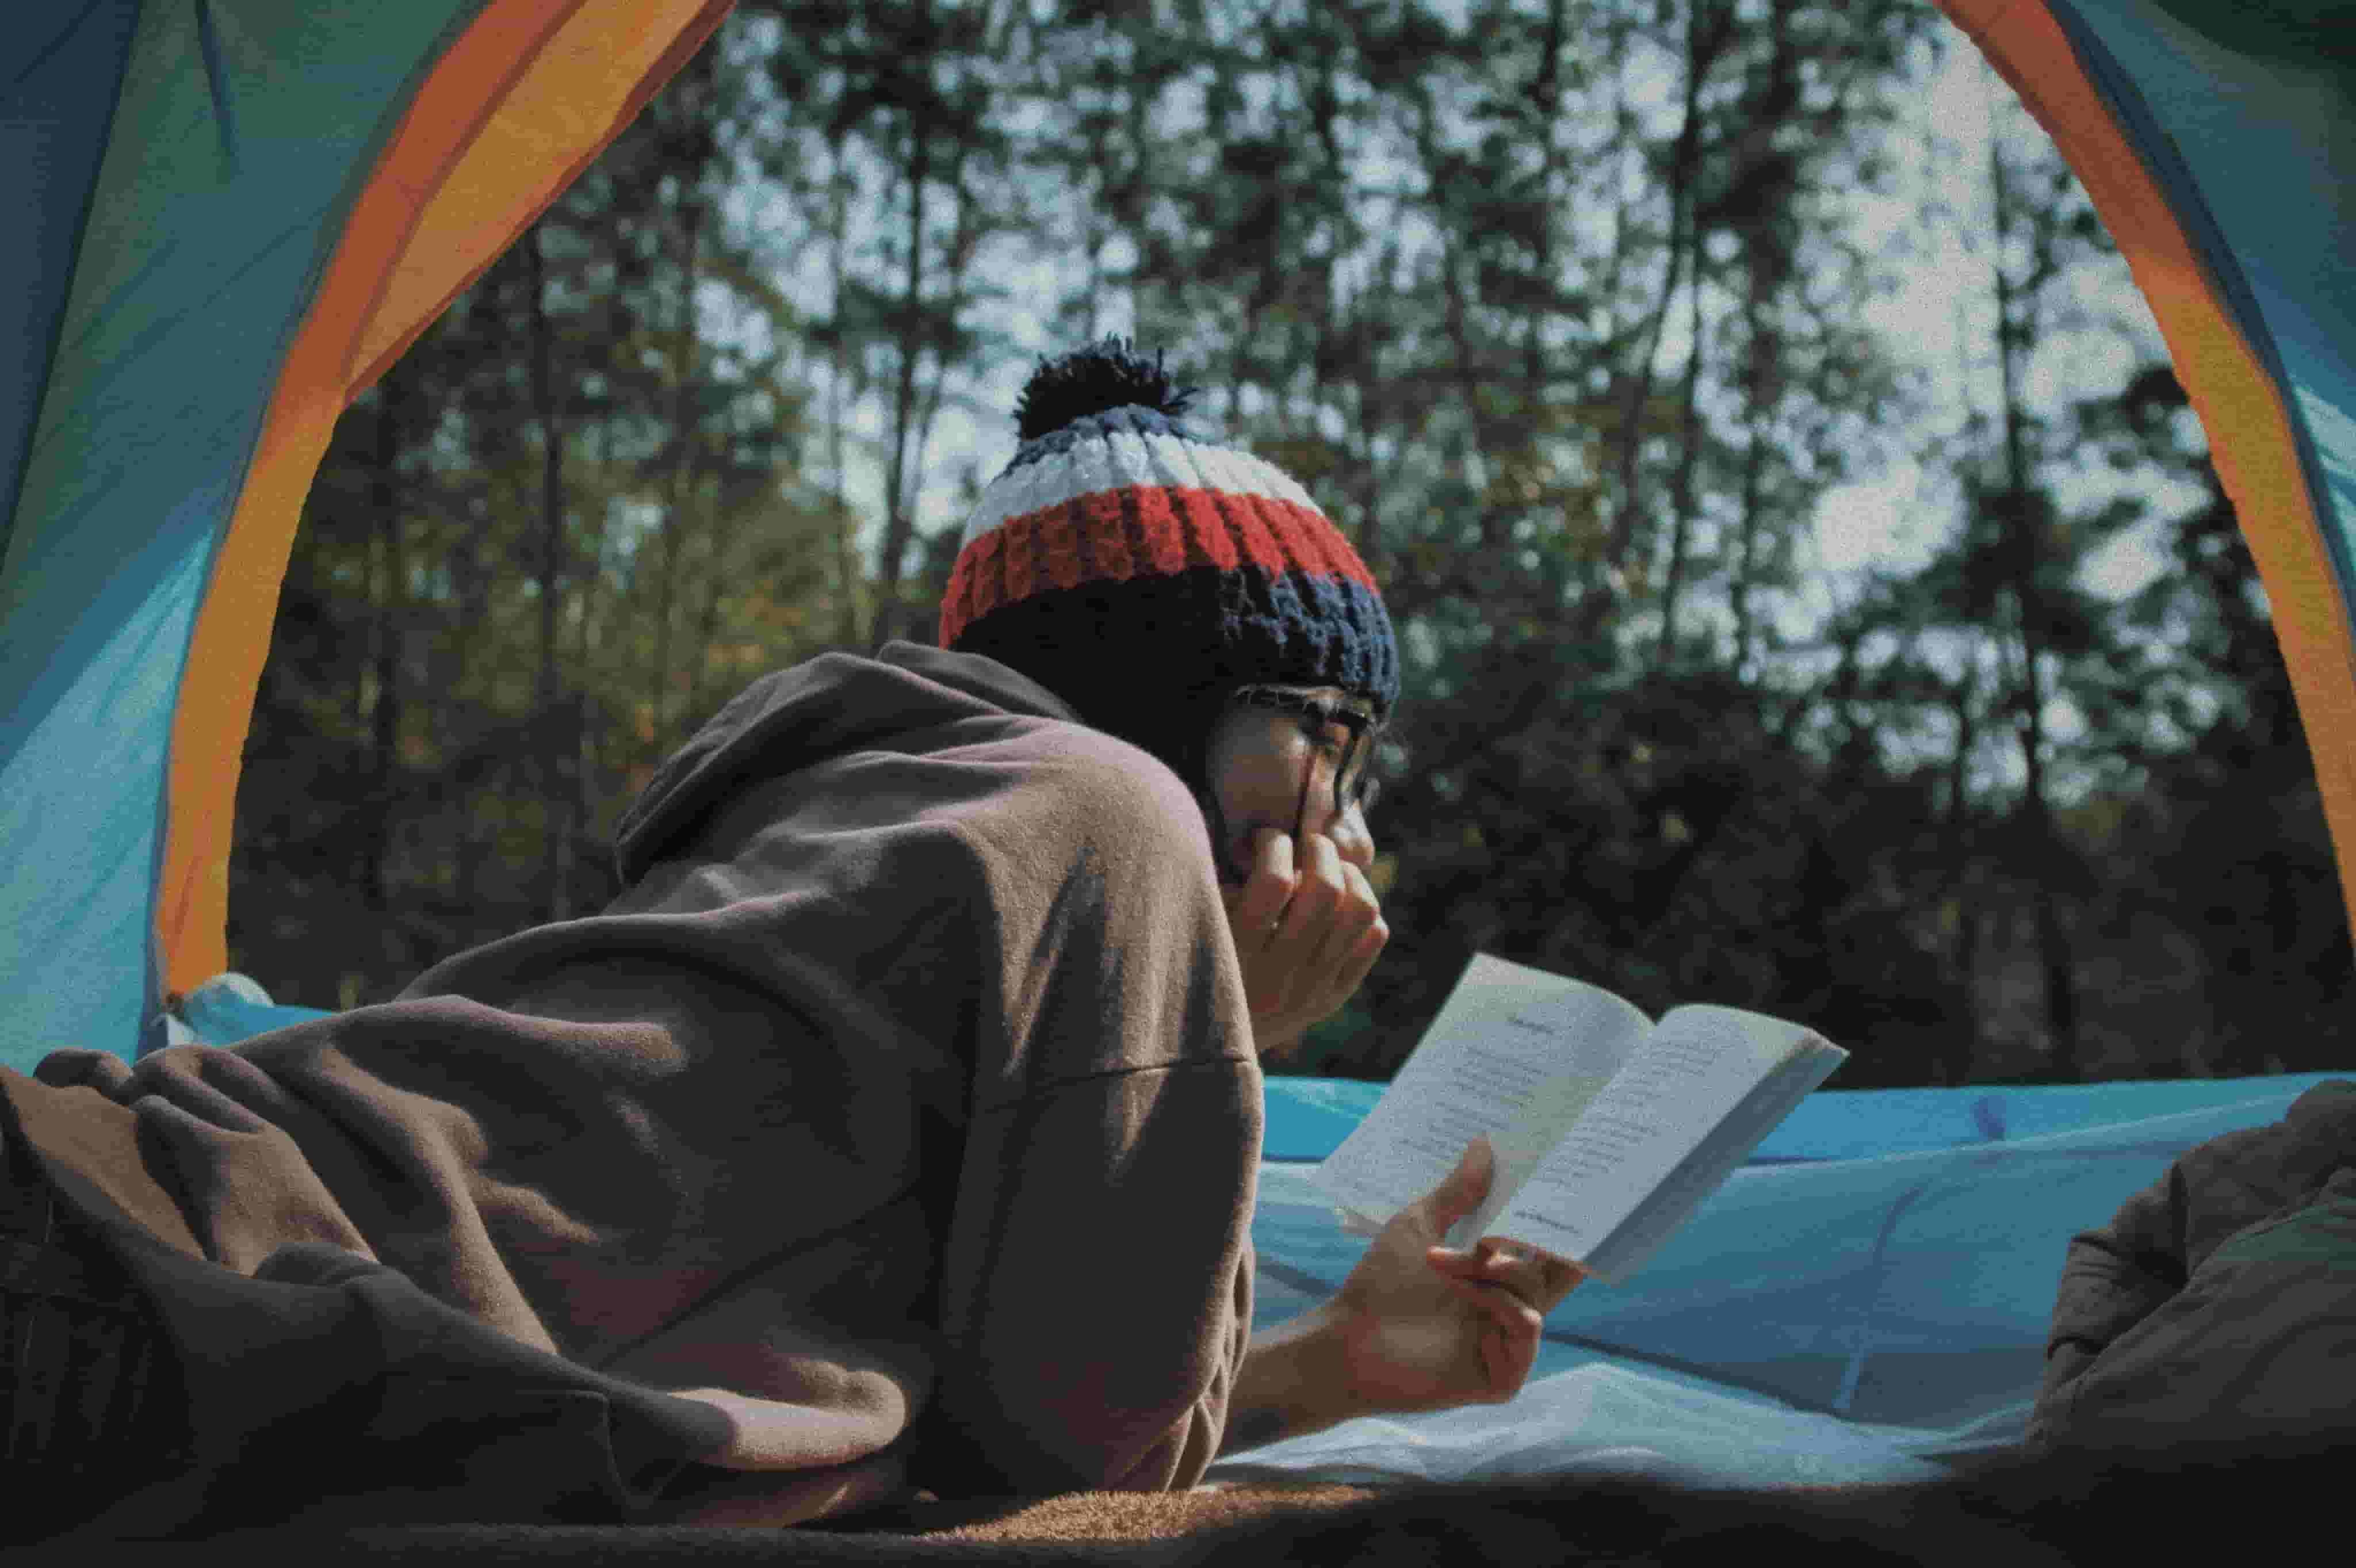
left=17, top=641, right=1262, bottom=1508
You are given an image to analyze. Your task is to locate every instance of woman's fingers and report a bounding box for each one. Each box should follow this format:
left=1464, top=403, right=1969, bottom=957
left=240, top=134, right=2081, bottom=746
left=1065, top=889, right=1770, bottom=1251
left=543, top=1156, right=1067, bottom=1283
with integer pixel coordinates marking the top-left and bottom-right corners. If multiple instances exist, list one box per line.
left=1488, top=1243, right=1585, bottom=1310
left=1239, top=832, right=1324, bottom=986
left=1333, top=862, right=1388, bottom=989
left=1222, top=828, right=1386, bottom=1031
left=1283, top=837, right=1370, bottom=943
left=1226, top=828, right=1296, bottom=941
left=1430, top=1239, right=1586, bottom=1315
left=1299, top=850, right=1383, bottom=1014
left=1433, top=1273, right=1543, bottom=1399
left=1281, top=833, right=1348, bottom=968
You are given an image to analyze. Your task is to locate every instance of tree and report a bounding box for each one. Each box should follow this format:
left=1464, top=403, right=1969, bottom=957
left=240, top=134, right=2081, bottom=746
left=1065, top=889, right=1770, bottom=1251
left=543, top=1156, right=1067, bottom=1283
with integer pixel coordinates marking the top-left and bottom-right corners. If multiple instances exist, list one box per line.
left=230, top=17, right=833, bottom=1006
left=2087, top=364, right=2354, bottom=1074
left=751, top=0, right=1032, bottom=648
left=225, top=4, right=2330, bottom=1097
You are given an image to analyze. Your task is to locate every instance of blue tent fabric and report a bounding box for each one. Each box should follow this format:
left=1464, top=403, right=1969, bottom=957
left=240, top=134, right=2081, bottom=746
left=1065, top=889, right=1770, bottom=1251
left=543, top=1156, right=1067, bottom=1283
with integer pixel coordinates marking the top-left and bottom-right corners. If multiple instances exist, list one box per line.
left=1234, top=1071, right=2340, bottom=1487
left=1, top=0, right=142, bottom=568
left=167, top=974, right=2336, bottom=1490
left=169, top=969, right=328, bottom=1047
left=2052, top=0, right=2356, bottom=590
left=0, top=2, right=503, bottom=1073
left=1264, top=1070, right=2309, bottom=1165
left=1, top=0, right=161, bottom=1068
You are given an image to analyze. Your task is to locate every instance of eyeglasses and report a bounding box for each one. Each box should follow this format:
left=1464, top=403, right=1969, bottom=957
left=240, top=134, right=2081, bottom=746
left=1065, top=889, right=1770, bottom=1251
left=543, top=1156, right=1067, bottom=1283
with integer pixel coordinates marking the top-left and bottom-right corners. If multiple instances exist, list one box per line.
left=1226, top=686, right=1386, bottom=823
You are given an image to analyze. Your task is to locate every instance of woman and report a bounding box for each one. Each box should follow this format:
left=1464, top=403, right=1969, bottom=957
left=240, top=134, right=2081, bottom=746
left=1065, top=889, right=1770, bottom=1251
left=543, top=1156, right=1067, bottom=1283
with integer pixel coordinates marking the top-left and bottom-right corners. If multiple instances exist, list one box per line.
left=0, top=338, right=1582, bottom=1542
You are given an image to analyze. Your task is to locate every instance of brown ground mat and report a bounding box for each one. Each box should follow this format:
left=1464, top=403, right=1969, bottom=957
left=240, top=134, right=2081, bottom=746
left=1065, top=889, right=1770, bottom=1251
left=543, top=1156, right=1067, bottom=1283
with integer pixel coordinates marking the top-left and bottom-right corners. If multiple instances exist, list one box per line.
left=845, top=1481, right=1384, bottom=1542
left=67, top=1482, right=1391, bottom=1565
left=39, top=1432, right=2353, bottom=1564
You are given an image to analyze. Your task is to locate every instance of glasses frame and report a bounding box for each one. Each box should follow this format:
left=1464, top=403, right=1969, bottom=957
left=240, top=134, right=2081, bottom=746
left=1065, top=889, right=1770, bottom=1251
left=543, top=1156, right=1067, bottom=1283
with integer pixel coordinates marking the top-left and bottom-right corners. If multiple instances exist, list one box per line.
left=1224, top=686, right=1385, bottom=850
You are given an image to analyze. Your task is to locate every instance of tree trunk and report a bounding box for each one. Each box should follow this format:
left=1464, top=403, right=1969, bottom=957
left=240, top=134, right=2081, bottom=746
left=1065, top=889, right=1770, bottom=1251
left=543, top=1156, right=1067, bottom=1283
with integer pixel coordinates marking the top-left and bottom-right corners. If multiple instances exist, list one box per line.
left=905, top=140, right=976, bottom=621
left=526, top=219, right=574, bottom=923
left=1597, top=1, right=1712, bottom=596
left=448, top=476, right=494, bottom=913
left=1937, top=653, right=1984, bottom=1083
left=1407, top=81, right=1508, bottom=555
left=1655, top=259, right=1707, bottom=671
left=1510, top=0, right=1570, bottom=498
left=687, top=479, right=728, bottom=721
left=1575, top=0, right=1724, bottom=659
left=873, top=97, right=934, bottom=648
left=1728, top=113, right=1787, bottom=683
left=653, top=188, right=705, bottom=756
left=825, top=139, right=864, bottom=651
left=1502, top=0, right=1569, bottom=576
left=1988, top=126, right=2079, bottom=1081
left=1956, top=894, right=1991, bottom=1083
left=361, top=371, right=408, bottom=912
left=575, top=415, right=607, bottom=898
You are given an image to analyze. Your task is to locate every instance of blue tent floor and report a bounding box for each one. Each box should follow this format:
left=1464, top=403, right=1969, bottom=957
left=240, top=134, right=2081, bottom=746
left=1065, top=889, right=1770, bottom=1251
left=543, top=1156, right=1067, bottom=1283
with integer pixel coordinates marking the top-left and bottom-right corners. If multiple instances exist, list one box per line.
left=167, top=973, right=2344, bottom=1490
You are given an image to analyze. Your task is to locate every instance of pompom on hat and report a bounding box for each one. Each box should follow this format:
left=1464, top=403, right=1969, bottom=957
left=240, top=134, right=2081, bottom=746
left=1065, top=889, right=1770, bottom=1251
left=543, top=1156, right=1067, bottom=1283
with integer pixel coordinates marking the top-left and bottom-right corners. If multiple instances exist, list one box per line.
left=939, top=336, right=1401, bottom=786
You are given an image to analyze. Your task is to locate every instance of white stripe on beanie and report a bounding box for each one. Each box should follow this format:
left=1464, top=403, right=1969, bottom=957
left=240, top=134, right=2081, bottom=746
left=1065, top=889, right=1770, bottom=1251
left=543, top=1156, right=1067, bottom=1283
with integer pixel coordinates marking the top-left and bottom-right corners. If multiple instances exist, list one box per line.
left=959, top=427, right=1324, bottom=550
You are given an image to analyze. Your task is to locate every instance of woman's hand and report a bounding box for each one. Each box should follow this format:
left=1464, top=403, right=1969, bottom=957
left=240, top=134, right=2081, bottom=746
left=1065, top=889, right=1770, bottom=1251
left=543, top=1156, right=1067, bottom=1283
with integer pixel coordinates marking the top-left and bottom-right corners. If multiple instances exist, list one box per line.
left=1220, top=826, right=1387, bottom=1051
left=1219, top=1139, right=1588, bottom=1458
left=1330, top=1138, right=1586, bottom=1414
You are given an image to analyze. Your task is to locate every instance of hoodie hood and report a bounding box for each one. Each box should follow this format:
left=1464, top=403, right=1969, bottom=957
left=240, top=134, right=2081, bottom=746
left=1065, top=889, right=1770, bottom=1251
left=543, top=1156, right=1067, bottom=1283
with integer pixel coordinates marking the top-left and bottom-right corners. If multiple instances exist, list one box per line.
left=613, top=641, right=1083, bottom=886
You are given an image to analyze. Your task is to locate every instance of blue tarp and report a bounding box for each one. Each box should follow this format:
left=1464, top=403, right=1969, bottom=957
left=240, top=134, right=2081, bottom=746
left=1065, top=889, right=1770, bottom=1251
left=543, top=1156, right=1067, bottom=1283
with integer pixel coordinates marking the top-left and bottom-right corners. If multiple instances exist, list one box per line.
left=1237, top=1073, right=2330, bottom=1487
left=173, top=972, right=2332, bottom=1490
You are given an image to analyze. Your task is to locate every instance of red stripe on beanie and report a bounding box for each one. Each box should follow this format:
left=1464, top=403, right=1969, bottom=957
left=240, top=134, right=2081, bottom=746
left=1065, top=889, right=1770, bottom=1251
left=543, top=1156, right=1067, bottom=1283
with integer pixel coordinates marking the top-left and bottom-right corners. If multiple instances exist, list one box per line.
left=1216, top=491, right=1292, bottom=576
left=941, top=550, right=974, bottom=645
left=941, top=560, right=969, bottom=640
left=1181, top=489, right=1241, bottom=571
left=1094, top=491, right=1142, bottom=583
left=1260, top=496, right=1341, bottom=578
left=946, top=487, right=1375, bottom=636
left=1004, top=510, right=1038, bottom=603
left=1062, top=492, right=1125, bottom=588
left=1131, top=489, right=1187, bottom=574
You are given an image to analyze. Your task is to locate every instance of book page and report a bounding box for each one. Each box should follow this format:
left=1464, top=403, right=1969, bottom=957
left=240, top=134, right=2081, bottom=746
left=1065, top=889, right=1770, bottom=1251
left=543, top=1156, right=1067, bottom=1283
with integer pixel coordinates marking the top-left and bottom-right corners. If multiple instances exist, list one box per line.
left=1311, top=954, right=1653, bottom=1237
left=1577, top=1039, right=1846, bottom=1283
left=1489, top=1004, right=1818, bottom=1264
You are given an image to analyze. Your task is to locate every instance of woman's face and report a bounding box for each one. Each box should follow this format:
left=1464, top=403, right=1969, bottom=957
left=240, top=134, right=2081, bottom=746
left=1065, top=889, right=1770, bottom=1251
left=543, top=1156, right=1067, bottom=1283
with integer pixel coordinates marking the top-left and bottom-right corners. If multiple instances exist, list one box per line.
left=1200, top=686, right=1380, bottom=890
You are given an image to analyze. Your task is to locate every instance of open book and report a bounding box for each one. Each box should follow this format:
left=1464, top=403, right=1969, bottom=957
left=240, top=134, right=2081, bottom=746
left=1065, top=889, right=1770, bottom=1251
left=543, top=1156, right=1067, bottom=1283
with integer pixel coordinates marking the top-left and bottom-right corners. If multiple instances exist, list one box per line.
left=1312, top=954, right=1848, bottom=1284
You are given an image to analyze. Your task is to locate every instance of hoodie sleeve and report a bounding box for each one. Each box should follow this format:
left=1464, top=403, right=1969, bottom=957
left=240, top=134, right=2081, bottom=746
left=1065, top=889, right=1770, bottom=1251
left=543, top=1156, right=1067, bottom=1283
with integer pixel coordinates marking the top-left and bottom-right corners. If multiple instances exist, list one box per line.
left=2028, top=1162, right=2189, bottom=1447
left=912, top=729, right=1263, bottom=1497
left=2026, top=1081, right=2356, bottom=1449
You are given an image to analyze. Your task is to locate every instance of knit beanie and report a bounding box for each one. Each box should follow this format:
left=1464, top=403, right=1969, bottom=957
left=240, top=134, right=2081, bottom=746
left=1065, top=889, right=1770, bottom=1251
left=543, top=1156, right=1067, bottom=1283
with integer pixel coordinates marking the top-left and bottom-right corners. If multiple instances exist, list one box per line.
left=938, top=337, right=1401, bottom=806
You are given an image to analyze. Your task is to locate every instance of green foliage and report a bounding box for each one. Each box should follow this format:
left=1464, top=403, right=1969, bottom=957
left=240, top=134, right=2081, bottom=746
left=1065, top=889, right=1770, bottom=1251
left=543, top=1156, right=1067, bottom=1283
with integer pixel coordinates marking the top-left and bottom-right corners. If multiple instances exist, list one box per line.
left=227, top=1, right=2349, bottom=1088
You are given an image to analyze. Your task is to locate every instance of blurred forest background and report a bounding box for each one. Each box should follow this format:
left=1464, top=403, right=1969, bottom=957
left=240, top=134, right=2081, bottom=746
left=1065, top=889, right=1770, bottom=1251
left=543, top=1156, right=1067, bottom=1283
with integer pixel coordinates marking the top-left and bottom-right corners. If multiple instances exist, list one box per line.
left=222, top=0, right=2353, bottom=1087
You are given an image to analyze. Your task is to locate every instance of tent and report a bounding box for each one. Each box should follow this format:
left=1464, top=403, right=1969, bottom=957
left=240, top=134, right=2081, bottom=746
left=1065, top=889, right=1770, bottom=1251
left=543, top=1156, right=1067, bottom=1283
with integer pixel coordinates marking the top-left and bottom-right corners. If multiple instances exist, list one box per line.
left=4, top=0, right=2350, bottom=1496
left=2, top=0, right=732, bottom=1068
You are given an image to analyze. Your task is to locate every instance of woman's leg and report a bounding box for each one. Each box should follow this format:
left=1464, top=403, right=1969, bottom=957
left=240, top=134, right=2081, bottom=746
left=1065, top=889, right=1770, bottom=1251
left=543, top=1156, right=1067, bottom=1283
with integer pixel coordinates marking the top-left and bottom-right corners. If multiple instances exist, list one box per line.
left=1, top=1068, right=738, bottom=1542
left=0, top=1079, right=188, bottom=1546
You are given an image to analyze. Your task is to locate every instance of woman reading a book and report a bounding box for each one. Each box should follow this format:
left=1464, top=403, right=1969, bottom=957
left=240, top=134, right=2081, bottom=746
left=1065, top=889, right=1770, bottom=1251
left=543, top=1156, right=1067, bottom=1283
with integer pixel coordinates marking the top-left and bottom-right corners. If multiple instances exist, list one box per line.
left=0, top=338, right=1584, bottom=1543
